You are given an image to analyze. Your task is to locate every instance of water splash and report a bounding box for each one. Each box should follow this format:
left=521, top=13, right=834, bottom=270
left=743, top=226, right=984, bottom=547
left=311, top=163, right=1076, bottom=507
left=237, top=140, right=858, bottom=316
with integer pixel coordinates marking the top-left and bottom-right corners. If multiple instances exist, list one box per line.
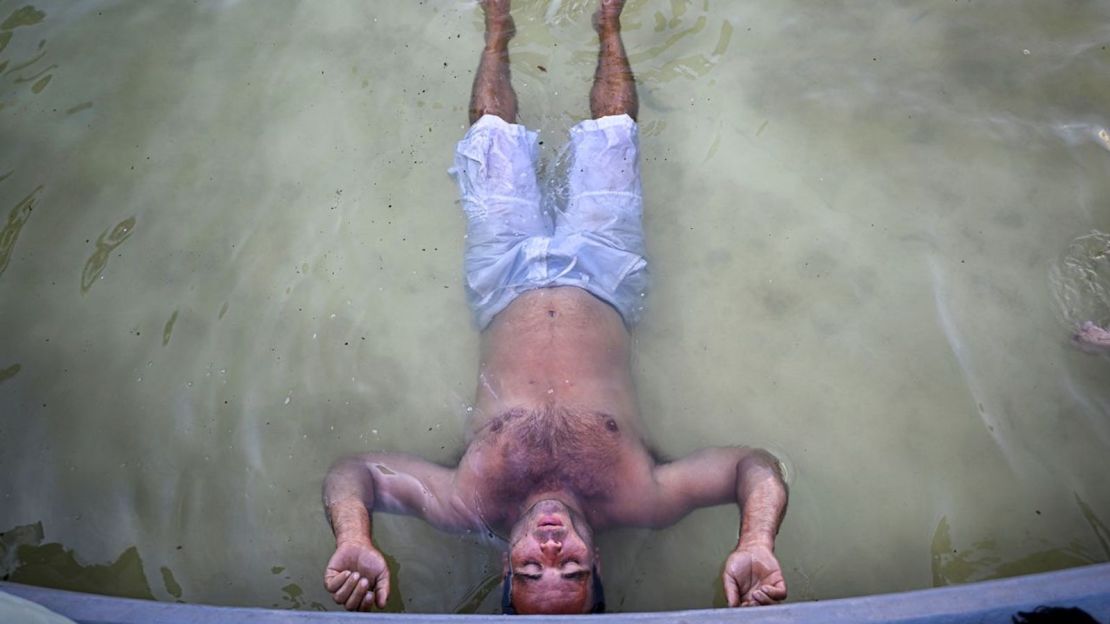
left=1050, top=230, right=1110, bottom=330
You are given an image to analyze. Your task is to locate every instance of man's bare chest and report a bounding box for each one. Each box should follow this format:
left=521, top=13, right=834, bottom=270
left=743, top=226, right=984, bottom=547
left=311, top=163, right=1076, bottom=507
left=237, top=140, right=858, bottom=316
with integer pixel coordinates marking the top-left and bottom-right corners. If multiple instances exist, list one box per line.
left=460, top=407, right=630, bottom=515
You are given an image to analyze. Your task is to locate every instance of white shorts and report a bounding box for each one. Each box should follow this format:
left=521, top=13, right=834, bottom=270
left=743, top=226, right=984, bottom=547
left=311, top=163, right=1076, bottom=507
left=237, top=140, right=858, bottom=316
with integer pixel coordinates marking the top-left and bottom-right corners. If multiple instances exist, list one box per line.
left=449, top=114, right=649, bottom=329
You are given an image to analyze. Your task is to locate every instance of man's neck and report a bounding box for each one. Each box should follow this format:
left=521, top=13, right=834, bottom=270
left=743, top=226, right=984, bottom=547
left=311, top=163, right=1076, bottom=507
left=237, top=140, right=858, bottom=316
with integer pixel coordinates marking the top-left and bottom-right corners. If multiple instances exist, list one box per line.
left=519, top=490, right=586, bottom=518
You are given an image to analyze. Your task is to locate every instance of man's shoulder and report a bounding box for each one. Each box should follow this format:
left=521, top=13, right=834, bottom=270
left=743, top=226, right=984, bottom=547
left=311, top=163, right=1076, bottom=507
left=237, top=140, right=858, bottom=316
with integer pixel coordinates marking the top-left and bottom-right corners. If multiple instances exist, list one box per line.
left=588, top=442, right=668, bottom=530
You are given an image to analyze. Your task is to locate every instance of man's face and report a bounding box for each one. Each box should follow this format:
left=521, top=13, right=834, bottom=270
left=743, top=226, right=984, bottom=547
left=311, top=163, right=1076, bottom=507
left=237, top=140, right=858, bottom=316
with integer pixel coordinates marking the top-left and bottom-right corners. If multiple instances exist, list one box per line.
left=505, top=499, right=598, bottom=614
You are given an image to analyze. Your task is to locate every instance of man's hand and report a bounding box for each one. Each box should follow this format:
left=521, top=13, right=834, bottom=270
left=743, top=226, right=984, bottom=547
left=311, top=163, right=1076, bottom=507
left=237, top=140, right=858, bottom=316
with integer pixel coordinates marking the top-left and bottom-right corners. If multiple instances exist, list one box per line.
left=1074, top=321, right=1110, bottom=354
left=324, top=539, right=390, bottom=611
left=723, top=541, right=787, bottom=607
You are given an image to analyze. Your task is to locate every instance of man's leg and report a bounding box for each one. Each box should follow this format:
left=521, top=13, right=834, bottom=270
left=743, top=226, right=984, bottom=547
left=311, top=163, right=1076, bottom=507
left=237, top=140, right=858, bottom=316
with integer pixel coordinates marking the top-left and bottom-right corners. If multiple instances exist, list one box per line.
left=543, top=0, right=648, bottom=327
left=470, top=0, right=518, bottom=124
left=590, top=0, right=638, bottom=121
left=453, top=0, right=550, bottom=329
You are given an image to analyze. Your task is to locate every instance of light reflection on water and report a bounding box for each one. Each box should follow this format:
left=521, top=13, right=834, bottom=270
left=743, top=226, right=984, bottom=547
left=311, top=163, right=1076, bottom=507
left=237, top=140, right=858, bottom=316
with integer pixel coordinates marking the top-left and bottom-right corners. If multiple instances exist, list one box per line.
left=0, top=0, right=1109, bottom=614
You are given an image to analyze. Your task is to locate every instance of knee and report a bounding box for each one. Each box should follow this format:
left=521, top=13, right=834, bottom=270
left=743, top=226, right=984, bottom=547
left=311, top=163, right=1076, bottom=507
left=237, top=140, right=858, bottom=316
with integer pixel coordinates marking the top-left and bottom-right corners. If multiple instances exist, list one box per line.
left=470, top=105, right=516, bottom=126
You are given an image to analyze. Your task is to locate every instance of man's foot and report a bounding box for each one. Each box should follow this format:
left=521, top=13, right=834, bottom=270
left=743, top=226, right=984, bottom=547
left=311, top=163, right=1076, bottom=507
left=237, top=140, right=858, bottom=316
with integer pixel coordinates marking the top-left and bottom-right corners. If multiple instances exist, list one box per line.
left=1073, top=321, right=1110, bottom=354
left=482, top=0, right=515, bottom=42
left=593, top=0, right=625, bottom=33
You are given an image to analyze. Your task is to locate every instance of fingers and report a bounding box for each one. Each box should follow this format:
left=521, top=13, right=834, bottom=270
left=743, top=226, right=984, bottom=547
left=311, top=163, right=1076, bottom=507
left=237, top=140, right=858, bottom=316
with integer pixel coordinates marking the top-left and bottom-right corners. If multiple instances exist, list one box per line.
left=738, top=588, right=768, bottom=607
left=744, top=583, right=787, bottom=607
left=726, top=574, right=787, bottom=608
left=345, top=577, right=370, bottom=611
left=723, top=574, right=741, bottom=608
left=360, top=573, right=390, bottom=612
left=332, top=571, right=361, bottom=607
left=326, top=567, right=391, bottom=612
left=376, top=573, right=391, bottom=609
left=360, top=590, right=376, bottom=612
left=752, top=587, right=772, bottom=605
left=324, top=569, right=350, bottom=593
left=764, top=580, right=788, bottom=602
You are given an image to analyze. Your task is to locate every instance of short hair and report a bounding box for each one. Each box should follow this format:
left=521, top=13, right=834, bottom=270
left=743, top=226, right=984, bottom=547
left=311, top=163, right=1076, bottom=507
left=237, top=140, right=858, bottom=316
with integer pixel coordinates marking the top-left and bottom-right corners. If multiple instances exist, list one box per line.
left=500, top=566, right=606, bottom=615
left=1012, top=606, right=1099, bottom=624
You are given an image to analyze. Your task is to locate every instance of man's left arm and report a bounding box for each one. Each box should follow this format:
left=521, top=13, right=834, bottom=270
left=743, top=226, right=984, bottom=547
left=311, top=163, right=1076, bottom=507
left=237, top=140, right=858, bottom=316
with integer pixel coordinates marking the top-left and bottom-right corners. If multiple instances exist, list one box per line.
left=633, top=447, right=789, bottom=607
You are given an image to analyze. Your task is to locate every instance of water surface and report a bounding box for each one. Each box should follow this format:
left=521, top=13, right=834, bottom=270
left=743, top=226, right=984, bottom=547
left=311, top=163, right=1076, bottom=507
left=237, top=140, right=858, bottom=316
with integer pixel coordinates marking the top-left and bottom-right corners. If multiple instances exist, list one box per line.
left=1, top=0, right=1109, bottom=613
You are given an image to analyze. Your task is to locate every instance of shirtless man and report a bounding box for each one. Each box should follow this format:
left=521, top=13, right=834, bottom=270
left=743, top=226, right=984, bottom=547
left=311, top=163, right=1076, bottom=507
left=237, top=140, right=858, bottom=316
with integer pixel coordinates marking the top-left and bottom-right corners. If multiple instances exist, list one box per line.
left=321, top=0, right=788, bottom=614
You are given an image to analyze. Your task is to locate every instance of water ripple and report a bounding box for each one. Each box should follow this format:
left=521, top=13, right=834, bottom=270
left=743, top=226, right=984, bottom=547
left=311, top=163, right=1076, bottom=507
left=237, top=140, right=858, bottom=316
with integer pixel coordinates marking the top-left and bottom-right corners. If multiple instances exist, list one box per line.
left=1050, top=230, right=1110, bottom=330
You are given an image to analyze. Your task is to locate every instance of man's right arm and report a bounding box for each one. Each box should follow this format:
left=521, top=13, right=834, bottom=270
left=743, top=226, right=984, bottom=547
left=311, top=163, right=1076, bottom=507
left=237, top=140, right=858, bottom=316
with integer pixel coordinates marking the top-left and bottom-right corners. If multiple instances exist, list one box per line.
left=322, top=453, right=471, bottom=611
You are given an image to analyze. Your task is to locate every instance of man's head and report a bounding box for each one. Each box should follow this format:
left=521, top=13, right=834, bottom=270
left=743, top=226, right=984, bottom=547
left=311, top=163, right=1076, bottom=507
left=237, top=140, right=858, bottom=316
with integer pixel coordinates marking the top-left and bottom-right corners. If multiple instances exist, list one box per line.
left=502, top=499, right=605, bottom=614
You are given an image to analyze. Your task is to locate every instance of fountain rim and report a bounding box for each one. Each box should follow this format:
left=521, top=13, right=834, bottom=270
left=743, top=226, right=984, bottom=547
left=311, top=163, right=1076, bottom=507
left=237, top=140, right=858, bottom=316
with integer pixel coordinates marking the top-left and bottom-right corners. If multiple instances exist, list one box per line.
left=2, top=563, right=1109, bottom=623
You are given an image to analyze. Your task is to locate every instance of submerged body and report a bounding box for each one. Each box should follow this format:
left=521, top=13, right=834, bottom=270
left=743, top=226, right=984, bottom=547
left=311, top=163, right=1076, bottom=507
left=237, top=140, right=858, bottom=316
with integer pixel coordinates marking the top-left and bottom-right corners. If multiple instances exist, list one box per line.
left=321, top=0, right=788, bottom=614
left=465, top=286, right=655, bottom=533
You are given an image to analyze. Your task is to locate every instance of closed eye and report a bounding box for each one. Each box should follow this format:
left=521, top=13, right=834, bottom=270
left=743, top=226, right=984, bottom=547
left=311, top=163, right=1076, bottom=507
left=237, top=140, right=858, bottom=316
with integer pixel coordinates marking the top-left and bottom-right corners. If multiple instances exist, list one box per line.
left=562, top=570, right=590, bottom=581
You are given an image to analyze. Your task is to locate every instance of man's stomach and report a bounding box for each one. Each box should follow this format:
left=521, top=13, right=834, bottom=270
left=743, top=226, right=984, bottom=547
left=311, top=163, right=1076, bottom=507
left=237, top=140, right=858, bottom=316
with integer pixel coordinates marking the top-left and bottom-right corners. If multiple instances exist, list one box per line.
left=482, top=287, right=630, bottom=363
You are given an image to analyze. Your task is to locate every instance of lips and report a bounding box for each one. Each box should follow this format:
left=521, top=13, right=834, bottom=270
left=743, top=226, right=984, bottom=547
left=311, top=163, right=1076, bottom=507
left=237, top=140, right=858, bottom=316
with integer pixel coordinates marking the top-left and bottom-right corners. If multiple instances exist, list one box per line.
left=537, top=515, right=564, bottom=527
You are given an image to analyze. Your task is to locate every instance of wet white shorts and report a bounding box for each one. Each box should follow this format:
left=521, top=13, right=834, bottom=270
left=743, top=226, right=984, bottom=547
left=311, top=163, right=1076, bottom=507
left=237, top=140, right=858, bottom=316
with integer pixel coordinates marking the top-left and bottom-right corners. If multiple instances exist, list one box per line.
left=449, top=114, right=649, bottom=330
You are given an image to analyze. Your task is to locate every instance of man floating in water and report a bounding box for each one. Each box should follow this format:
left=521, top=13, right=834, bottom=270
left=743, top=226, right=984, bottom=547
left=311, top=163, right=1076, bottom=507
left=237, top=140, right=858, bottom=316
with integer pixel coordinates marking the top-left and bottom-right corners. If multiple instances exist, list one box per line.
left=321, top=0, right=788, bottom=614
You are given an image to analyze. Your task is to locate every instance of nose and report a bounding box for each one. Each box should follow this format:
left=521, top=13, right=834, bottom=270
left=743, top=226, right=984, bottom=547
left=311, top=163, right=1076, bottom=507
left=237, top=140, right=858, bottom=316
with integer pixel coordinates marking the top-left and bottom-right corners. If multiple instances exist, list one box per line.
left=539, top=537, right=562, bottom=554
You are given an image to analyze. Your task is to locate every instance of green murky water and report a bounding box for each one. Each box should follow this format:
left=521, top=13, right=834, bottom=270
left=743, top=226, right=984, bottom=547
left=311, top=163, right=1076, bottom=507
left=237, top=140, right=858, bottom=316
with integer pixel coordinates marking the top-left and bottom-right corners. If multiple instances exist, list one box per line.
left=1, top=0, right=1109, bottom=614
